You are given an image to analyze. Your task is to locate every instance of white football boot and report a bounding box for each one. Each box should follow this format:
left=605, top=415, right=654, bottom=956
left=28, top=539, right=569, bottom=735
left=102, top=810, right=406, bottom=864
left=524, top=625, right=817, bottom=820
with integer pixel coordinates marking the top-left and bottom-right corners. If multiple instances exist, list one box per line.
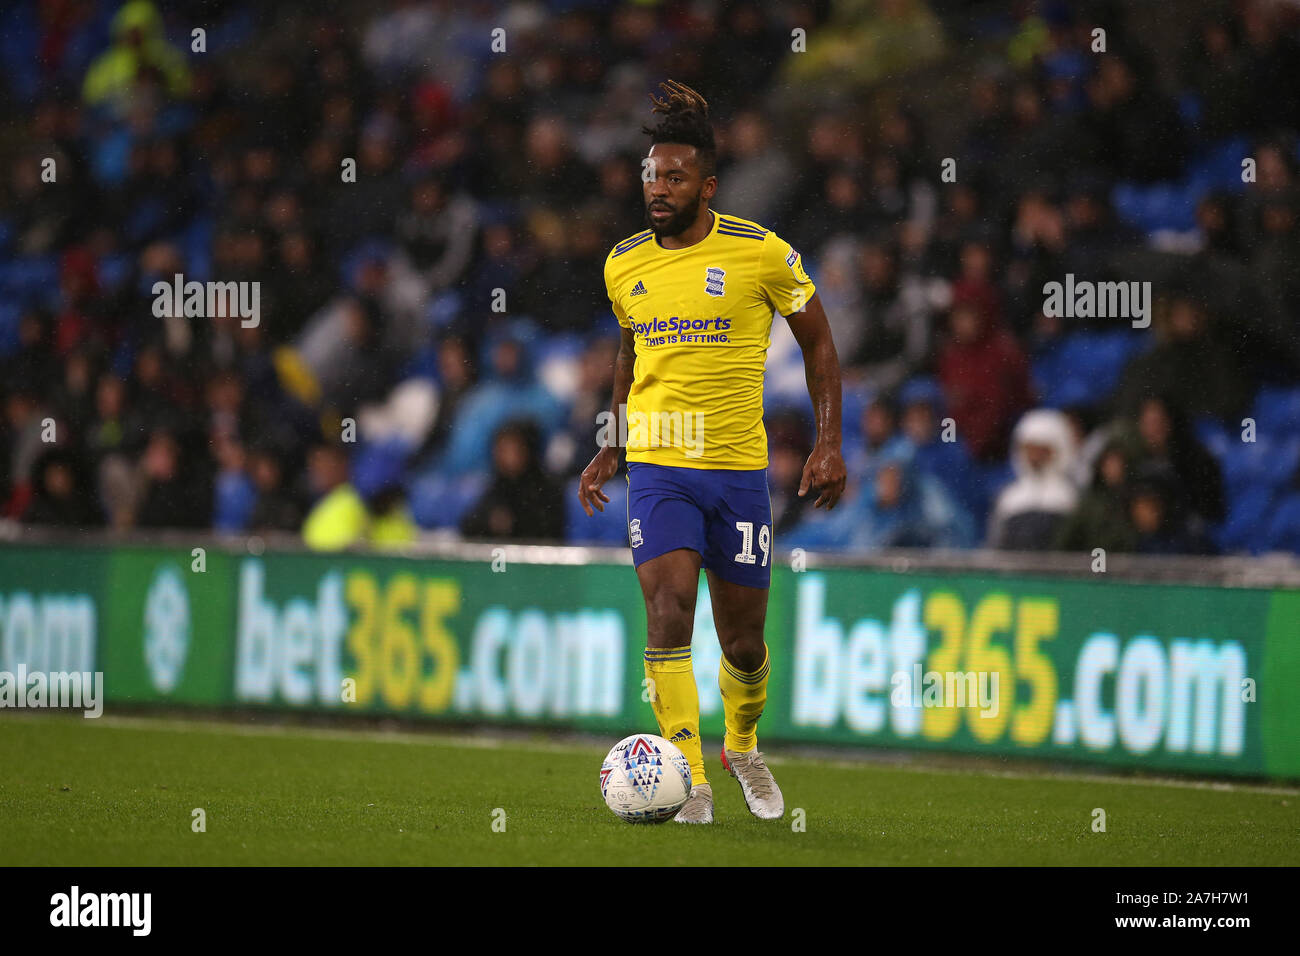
left=673, top=783, right=714, bottom=824
left=721, top=748, right=784, bottom=819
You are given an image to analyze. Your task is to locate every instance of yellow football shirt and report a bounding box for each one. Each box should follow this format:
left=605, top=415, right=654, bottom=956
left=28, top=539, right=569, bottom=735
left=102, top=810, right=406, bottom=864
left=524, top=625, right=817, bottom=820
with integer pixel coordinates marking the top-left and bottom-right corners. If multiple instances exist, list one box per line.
left=603, top=211, right=815, bottom=469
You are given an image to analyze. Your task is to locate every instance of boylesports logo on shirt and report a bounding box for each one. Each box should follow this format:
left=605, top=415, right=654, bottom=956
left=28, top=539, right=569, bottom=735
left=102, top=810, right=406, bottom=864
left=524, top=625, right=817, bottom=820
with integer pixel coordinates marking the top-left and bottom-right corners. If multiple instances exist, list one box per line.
left=627, top=315, right=732, bottom=344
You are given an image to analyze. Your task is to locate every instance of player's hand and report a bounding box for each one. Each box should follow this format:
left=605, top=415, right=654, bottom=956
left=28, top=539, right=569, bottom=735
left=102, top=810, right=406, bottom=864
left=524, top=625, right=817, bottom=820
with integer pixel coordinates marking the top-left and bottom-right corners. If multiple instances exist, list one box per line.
left=578, top=446, right=620, bottom=516
left=799, top=441, right=846, bottom=510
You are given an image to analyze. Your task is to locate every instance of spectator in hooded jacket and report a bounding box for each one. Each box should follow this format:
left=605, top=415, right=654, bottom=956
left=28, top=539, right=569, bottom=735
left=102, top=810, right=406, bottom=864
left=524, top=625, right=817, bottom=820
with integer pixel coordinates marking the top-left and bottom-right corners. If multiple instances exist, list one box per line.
left=1056, top=436, right=1139, bottom=554
left=82, top=0, right=190, bottom=114
left=428, top=325, right=564, bottom=479
left=460, top=420, right=564, bottom=541
left=851, top=444, right=973, bottom=549
left=302, top=443, right=368, bottom=550
left=988, top=409, right=1079, bottom=550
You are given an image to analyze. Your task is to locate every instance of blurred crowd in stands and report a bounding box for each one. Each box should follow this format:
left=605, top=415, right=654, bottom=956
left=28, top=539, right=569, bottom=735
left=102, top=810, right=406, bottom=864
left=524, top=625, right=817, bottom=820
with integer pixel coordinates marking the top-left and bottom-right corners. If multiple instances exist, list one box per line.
left=3, top=0, right=1300, bottom=555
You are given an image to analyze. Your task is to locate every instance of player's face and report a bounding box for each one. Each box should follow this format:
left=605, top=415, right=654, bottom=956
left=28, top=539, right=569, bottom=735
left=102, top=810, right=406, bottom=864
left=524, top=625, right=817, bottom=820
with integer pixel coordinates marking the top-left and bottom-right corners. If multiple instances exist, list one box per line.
left=643, top=144, right=713, bottom=237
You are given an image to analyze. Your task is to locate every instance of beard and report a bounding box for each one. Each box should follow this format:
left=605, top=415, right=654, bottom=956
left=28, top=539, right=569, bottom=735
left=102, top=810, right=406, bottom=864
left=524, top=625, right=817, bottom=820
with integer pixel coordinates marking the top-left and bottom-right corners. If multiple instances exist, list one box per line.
left=646, top=189, right=703, bottom=238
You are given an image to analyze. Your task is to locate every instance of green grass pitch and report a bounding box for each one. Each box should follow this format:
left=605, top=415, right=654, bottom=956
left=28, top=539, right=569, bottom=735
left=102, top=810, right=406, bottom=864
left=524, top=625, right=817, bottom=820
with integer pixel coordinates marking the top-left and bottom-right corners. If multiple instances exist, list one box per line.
left=1, top=714, right=1295, bottom=866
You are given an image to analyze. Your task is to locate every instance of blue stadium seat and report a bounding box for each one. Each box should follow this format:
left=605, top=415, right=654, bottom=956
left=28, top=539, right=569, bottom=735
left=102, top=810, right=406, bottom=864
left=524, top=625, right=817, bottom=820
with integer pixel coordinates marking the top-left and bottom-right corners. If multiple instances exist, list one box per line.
left=565, top=475, right=628, bottom=545
left=1043, top=375, right=1094, bottom=409
left=0, top=4, right=41, bottom=103
left=1149, top=185, right=1193, bottom=231
left=1194, top=416, right=1232, bottom=461
left=0, top=301, right=21, bottom=358
left=1111, top=184, right=1149, bottom=231
left=399, top=343, right=444, bottom=382
left=1251, top=386, right=1300, bottom=437
left=97, top=252, right=133, bottom=293
left=0, top=256, right=59, bottom=308
left=1034, top=331, right=1148, bottom=408
left=765, top=391, right=814, bottom=423
left=534, top=333, right=585, bottom=365
left=1220, top=437, right=1298, bottom=493
left=1216, top=485, right=1274, bottom=553
left=407, top=470, right=488, bottom=529
left=1267, top=437, right=1300, bottom=488
left=534, top=333, right=587, bottom=400
left=1185, top=136, right=1251, bottom=194
left=1264, top=493, right=1300, bottom=554
left=124, top=196, right=168, bottom=244
left=841, top=385, right=870, bottom=448
left=970, top=459, right=1015, bottom=528
left=352, top=438, right=416, bottom=500
left=1111, top=138, right=1250, bottom=234
left=182, top=216, right=214, bottom=282
left=1093, top=329, right=1148, bottom=368
left=208, top=7, right=258, bottom=51
left=1031, top=347, right=1063, bottom=402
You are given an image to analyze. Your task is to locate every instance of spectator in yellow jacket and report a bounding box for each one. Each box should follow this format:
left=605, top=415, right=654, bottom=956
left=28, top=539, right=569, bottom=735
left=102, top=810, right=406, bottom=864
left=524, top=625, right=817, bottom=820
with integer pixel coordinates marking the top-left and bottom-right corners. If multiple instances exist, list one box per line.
left=302, top=444, right=417, bottom=551
left=83, top=0, right=189, bottom=114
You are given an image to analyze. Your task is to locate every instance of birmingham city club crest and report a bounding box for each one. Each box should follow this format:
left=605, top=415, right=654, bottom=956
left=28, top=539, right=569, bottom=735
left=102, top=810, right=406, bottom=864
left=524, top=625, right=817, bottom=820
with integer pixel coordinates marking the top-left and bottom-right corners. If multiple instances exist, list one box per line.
left=705, top=266, right=725, bottom=297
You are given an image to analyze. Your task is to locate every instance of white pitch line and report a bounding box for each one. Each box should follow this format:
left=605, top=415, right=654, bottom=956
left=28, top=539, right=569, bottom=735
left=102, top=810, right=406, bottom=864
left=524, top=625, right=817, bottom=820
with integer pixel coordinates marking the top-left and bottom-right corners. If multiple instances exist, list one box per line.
left=7, top=713, right=1298, bottom=797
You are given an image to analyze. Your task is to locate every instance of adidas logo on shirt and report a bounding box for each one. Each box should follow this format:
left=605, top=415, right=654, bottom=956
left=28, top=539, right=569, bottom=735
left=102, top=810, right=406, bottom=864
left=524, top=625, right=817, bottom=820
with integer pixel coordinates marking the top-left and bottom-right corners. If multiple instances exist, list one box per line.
left=629, top=280, right=647, bottom=296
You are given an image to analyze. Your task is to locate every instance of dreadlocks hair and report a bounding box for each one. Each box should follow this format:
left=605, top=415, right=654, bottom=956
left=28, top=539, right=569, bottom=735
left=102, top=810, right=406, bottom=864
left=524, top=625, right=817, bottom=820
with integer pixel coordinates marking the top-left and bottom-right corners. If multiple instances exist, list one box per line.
left=642, top=80, right=717, bottom=178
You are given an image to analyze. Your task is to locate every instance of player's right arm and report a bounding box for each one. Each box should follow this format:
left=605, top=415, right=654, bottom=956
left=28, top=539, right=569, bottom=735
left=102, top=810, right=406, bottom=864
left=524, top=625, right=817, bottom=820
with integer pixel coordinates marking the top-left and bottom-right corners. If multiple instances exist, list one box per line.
left=786, top=292, right=846, bottom=510
left=578, top=324, right=636, bottom=516
left=758, top=232, right=846, bottom=509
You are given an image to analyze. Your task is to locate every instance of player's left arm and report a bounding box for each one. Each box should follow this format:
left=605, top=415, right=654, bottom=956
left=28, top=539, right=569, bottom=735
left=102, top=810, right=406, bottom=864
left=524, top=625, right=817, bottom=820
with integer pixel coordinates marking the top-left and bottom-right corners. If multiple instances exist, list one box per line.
left=785, top=292, right=846, bottom=510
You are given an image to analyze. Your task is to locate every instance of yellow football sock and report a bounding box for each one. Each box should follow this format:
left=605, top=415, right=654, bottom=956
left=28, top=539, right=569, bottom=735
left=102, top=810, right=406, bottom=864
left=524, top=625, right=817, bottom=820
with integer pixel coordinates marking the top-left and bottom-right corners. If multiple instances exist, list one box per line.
left=719, top=643, right=770, bottom=753
left=643, top=646, right=706, bottom=786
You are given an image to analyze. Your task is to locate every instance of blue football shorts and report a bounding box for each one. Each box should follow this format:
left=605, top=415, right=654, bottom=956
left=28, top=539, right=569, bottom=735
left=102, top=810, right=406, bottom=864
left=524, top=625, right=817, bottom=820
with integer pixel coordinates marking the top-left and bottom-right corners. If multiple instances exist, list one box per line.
left=625, top=461, right=772, bottom=589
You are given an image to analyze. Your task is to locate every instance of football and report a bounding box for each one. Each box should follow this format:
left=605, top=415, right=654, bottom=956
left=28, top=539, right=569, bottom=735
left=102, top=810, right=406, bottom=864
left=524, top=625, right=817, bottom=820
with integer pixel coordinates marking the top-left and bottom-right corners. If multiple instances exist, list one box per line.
left=599, top=734, right=693, bottom=823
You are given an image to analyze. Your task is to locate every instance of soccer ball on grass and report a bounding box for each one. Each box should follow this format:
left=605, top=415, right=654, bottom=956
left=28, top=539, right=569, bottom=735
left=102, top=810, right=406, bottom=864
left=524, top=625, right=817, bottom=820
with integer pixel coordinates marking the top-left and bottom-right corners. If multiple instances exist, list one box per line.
left=599, top=733, right=692, bottom=823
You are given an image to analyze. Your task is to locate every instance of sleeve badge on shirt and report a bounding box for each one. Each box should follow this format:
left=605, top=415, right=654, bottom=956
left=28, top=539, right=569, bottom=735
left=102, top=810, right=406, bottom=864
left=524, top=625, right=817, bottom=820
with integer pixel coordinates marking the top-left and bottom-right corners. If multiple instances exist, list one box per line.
left=705, top=266, right=726, bottom=297
left=786, top=248, right=810, bottom=283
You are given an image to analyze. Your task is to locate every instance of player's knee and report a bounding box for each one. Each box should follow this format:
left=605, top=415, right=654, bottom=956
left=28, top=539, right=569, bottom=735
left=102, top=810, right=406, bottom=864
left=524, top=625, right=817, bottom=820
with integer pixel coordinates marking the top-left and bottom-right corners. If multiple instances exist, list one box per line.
left=644, top=586, right=695, bottom=643
left=718, top=630, right=765, bottom=673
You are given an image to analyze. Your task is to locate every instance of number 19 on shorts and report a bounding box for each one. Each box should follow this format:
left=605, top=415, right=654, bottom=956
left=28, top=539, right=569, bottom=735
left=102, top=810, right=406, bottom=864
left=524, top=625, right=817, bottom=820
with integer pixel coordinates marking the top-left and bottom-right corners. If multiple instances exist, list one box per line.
left=735, top=522, right=770, bottom=566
